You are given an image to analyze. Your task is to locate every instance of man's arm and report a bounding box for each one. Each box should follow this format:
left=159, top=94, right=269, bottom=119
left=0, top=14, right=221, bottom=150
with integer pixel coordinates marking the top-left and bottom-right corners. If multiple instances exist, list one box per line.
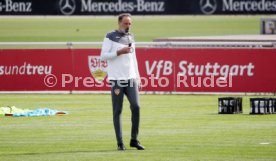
left=133, top=51, right=140, bottom=79
left=132, top=46, right=141, bottom=89
left=100, top=37, right=117, bottom=61
left=101, top=37, right=132, bottom=60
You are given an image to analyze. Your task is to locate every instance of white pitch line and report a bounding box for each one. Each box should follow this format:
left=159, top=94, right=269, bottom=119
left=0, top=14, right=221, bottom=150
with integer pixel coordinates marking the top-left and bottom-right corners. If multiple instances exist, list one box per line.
left=259, top=142, right=270, bottom=145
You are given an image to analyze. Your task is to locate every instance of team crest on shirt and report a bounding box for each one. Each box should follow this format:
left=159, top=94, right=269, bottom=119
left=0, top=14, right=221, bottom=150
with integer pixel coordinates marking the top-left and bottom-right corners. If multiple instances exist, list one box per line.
left=88, top=56, right=108, bottom=83
left=114, top=88, right=120, bottom=95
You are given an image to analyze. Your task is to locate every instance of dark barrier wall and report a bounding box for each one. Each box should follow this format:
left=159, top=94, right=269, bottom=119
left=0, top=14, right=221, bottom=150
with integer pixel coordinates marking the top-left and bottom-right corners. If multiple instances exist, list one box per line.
left=0, top=0, right=276, bottom=15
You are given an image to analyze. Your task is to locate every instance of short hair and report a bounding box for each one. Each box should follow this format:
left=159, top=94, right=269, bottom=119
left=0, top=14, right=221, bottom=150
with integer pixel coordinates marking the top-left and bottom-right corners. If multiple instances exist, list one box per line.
left=118, top=13, right=131, bottom=22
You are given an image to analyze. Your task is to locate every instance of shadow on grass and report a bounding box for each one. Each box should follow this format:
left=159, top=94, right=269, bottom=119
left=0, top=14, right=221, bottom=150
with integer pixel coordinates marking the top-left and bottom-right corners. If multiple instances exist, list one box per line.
left=207, top=113, right=249, bottom=115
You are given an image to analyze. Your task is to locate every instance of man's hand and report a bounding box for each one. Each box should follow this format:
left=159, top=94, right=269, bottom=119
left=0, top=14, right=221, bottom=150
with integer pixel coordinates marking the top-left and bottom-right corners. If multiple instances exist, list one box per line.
left=138, top=84, right=142, bottom=91
left=117, top=47, right=132, bottom=56
left=137, top=79, right=142, bottom=91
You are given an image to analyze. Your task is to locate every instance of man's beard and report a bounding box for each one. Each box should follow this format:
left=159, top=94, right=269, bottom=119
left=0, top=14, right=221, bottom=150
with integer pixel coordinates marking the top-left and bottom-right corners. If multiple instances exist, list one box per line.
left=120, top=27, right=130, bottom=34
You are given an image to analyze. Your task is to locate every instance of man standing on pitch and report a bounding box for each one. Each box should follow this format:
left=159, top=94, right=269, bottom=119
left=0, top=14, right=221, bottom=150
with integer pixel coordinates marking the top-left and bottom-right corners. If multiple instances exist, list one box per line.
left=100, top=13, right=145, bottom=151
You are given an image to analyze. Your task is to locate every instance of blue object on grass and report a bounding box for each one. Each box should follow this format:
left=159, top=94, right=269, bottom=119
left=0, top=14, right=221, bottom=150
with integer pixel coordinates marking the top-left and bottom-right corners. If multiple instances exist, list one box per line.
left=13, top=108, right=68, bottom=117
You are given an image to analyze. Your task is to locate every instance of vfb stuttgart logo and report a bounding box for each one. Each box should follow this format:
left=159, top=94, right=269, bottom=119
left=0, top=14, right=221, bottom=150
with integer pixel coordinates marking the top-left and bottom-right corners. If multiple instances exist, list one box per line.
left=88, top=56, right=108, bottom=83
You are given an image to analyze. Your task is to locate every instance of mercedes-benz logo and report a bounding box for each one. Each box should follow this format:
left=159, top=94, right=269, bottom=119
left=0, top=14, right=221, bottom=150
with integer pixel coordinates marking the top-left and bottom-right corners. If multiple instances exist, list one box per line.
left=200, top=0, right=217, bottom=15
left=59, top=0, right=76, bottom=15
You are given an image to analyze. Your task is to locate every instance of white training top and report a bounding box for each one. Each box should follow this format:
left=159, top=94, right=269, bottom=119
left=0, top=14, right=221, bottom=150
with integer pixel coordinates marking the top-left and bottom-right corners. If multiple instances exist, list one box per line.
left=100, top=30, right=140, bottom=81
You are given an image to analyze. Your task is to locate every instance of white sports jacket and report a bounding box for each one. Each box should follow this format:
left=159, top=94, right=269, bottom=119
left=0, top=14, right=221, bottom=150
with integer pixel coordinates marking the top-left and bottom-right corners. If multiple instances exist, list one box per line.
left=100, top=30, right=140, bottom=81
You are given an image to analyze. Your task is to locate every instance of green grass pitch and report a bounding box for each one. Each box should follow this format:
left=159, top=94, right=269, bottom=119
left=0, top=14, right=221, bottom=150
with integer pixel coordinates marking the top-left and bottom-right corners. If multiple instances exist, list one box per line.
left=0, top=16, right=272, bottom=42
left=0, top=16, right=275, bottom=160
left=0, top=94, right=275, bottom=161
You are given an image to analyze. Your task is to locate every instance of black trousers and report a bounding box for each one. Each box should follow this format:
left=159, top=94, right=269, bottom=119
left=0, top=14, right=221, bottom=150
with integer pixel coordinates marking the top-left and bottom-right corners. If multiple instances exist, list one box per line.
left=110, top=79, right=140, bottom=144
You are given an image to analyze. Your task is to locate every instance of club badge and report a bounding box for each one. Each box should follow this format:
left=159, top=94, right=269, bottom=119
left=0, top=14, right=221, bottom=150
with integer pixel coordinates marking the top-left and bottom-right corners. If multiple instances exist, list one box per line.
left=88, top=56, right=108, bottom=83
left=114, top=88, right=120, bottom=95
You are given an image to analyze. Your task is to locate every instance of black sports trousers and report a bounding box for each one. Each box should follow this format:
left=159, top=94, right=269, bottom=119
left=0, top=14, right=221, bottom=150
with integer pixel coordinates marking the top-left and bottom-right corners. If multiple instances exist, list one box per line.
left=110, top=79, right=140, bottom=144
